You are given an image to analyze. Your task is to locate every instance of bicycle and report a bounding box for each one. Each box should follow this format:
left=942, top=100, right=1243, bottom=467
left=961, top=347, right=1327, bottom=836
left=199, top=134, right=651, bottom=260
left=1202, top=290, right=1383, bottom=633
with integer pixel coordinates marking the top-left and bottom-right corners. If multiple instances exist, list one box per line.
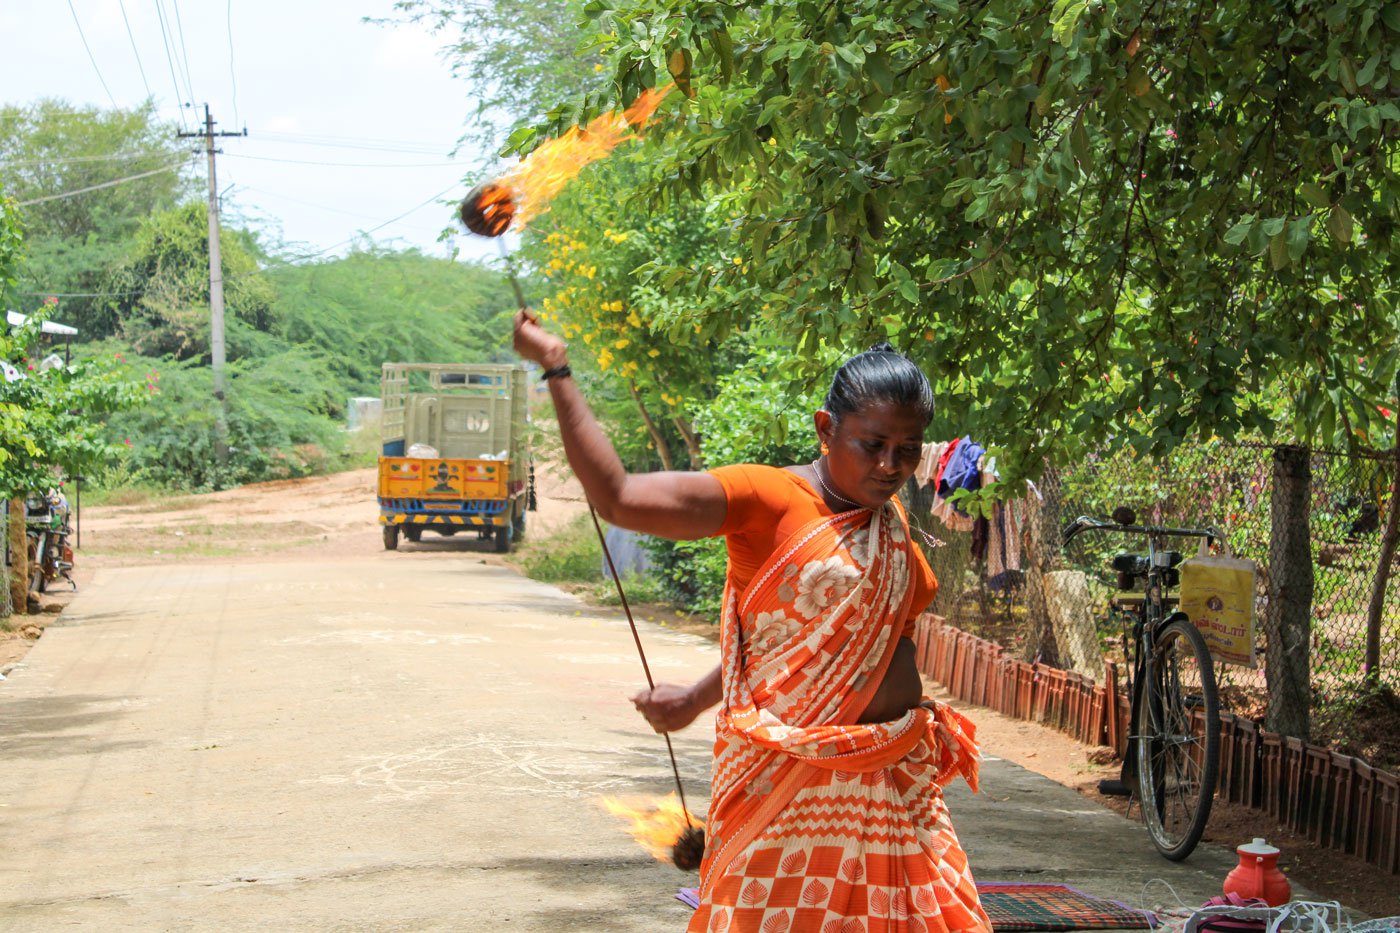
left=25, top=488, right=76, bottom=595
left=1062, top=506, right=1222, bottom=861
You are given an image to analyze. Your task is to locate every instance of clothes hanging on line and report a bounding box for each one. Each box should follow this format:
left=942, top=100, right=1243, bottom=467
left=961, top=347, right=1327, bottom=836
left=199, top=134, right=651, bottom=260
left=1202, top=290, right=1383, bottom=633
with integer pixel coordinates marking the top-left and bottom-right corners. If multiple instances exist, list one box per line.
left=915, top=439, right=1044, bottom=590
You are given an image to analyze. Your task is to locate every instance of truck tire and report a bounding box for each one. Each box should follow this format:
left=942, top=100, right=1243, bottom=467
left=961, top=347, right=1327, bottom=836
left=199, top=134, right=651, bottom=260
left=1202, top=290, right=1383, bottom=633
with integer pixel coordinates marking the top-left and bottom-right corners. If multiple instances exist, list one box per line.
left=404, top=526, right=422, bottom=543
left=493, top=524, right=512, bottom=554
left=383, top=525, right=400, bottom=551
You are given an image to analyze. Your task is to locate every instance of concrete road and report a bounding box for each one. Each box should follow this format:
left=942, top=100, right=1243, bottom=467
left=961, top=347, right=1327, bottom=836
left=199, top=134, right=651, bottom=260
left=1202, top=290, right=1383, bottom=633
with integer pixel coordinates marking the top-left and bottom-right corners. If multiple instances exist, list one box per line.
left=1, top=557, right=1300, bottom=931
left=1, top=558, right=717, bottom=931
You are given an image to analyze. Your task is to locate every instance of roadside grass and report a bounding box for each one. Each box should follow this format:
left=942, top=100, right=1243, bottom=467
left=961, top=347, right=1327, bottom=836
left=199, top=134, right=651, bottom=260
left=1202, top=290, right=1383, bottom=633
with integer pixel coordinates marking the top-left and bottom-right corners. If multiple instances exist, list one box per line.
left=515, top=512, right=718, bottom=636
left=581, top=571, right=670, bottom=607
left=78, top=484, right=206, bottom=514
left=518, top=512, right=603, bottom=582
left=341, top=417, right=383, bottom=470
left=79, top=483, right=167, bottom=508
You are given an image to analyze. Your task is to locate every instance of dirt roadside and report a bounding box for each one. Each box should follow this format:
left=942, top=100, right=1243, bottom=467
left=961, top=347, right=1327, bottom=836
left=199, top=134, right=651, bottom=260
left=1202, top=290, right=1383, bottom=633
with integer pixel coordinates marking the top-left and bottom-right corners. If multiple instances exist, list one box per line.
left=3, top=467, right=1395, bottom=918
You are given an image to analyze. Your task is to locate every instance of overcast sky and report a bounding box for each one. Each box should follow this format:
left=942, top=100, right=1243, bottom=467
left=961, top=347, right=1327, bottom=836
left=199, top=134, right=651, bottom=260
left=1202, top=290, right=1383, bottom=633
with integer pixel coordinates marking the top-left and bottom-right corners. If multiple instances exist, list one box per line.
left=0, top=0, right=515, bottom=263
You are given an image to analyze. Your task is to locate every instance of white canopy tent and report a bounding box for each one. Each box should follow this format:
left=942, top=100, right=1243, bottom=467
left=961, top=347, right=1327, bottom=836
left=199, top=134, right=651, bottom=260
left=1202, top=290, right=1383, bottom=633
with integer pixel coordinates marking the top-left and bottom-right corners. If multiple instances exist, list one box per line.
left=6, top=310, right=78, bottom=336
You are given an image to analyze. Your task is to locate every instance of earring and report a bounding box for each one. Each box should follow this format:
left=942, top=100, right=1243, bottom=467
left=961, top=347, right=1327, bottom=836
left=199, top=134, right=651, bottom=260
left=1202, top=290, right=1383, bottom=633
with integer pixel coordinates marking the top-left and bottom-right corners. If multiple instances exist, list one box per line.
left=820, top=443, right=830, bottom=456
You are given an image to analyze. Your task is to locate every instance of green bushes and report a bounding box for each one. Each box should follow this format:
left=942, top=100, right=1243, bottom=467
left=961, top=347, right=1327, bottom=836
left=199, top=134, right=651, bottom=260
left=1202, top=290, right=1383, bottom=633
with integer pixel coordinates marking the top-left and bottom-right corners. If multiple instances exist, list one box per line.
left=518, top=512, right=603, bottom=582
left=101, top=348, right=348, bottom=490
left=643, top=346, right=827, bottom=618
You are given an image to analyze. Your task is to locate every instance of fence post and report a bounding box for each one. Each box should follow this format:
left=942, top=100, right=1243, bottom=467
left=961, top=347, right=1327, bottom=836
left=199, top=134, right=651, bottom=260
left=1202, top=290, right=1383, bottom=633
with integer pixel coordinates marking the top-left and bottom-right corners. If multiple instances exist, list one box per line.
left=1362, top=436, right=1398, bottom=683
left=1022, top=464, right=1062, bottom=666
left=1266, top=445, right=1313, bottom=740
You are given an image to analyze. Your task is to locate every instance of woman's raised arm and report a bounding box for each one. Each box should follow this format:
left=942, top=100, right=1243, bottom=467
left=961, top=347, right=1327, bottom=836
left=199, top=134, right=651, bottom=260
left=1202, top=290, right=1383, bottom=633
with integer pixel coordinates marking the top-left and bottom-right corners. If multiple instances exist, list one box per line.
left=513, top=309, right=727, bottom=540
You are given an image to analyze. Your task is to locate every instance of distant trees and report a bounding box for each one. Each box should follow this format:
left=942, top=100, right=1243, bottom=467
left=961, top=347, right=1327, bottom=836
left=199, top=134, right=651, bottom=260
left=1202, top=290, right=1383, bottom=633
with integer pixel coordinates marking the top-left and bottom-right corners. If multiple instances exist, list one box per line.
left=104, top=202, right=277, bottom=360
left=0, top=185, right=146, bottom=499
left=2, top=100, right=519, bottom=492
left=0, top=100, right=194, bottom=336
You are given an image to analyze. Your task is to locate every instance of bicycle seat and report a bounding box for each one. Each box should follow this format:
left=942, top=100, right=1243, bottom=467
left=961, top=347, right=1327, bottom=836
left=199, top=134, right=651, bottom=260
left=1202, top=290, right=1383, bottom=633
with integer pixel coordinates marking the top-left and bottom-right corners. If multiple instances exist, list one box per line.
left=1111, top=553, right=1149, bottom=574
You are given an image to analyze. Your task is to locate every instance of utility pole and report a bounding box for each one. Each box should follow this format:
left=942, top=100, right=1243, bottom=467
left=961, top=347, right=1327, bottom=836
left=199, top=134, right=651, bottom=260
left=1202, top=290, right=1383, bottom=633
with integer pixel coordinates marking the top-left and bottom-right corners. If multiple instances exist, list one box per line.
left=178, top=105, right=246, bottom=468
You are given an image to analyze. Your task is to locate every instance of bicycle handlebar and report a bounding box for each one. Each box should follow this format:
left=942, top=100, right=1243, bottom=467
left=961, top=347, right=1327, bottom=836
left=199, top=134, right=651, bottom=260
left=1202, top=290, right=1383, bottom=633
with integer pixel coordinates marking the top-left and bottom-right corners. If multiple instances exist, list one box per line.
left=1062, top=514, right=1220, bottom=546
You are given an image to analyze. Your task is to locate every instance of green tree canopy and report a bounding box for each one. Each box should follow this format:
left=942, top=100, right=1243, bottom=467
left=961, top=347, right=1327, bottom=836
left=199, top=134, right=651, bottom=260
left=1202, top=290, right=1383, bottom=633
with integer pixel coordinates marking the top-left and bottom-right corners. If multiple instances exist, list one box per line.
left=263, top=246, right=519, bottom=396
left=385, top=0, right=609, bottom=151
left=103, top=202, right=276, bottom=360
left=0, top=99, right=193, bottom=334
left=513, top=0, right=1400, bottom=487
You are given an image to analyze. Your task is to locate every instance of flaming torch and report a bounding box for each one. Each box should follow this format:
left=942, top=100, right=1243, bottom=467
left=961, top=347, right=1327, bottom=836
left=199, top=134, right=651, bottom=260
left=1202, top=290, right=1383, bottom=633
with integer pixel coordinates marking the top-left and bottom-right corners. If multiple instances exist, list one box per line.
left=601, top=795, right=706, bottom=870
left=459, top=85, right=672, bottom=239
left=460, top=85, right=705, bottom=871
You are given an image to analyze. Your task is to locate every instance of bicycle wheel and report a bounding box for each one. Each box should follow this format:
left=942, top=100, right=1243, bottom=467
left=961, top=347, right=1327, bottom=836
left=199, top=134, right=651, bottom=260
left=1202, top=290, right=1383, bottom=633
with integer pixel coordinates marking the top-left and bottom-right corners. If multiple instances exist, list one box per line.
left=1135, top=618, right=1220, bottom=860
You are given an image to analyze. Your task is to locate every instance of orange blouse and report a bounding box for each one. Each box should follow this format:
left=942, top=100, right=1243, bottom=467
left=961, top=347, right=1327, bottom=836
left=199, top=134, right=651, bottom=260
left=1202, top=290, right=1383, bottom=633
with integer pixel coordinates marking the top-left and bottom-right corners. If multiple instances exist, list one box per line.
left=709, top=463, right=937, bottom=637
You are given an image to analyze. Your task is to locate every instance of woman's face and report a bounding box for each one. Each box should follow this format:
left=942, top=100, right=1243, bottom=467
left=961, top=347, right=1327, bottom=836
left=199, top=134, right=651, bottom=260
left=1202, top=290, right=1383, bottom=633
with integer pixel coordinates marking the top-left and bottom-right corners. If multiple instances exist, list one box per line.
left=816, top=399, right=927, bottom=510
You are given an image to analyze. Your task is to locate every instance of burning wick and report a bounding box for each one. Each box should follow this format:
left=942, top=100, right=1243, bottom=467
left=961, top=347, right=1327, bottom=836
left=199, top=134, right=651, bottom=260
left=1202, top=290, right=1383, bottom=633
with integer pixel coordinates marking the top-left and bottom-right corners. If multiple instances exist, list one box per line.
left=458, top=85, right=674, bottom=239
left=600, top=794, right=706, bottom=871
left=673, top=825, right=705, bottom=872
left=459, top=182, right=517, bottom=238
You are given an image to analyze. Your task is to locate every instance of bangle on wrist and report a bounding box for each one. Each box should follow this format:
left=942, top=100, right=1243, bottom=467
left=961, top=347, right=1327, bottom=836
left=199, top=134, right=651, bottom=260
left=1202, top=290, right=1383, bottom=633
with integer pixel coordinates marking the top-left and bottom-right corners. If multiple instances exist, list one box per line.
left=540, top=364, right=572, bottom=381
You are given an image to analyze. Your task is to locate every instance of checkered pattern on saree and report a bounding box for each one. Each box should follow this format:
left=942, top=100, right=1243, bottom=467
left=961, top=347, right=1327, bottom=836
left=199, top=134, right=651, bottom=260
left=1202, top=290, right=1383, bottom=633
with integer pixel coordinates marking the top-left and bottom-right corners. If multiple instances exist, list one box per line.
left=689, top=502, right=988, bottom=933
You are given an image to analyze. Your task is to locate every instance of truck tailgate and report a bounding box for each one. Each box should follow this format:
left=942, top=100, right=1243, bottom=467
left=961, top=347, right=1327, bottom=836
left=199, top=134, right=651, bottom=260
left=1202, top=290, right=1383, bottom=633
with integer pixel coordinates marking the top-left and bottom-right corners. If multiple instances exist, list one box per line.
left=378, top=457, right=509, bottom=501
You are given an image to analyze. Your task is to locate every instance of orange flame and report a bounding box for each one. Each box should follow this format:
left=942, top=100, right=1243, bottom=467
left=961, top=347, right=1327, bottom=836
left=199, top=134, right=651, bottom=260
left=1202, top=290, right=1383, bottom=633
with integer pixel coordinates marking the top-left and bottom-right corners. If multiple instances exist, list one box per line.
left=493, top=85, right=673, bottom=230
left=599, top=793, right=703, bottom=863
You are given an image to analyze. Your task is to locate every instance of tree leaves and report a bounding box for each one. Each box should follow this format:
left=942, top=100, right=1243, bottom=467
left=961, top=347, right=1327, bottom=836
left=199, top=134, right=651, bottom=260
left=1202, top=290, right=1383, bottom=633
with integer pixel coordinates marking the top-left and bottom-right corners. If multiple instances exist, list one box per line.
left=418, top=0, right=1400, bottom=484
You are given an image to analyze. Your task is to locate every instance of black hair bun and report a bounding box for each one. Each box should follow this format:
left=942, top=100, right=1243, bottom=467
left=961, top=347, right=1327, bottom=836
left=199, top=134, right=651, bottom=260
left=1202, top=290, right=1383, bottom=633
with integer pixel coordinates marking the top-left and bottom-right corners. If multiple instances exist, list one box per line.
left=867, top=341, right=897, bottom=354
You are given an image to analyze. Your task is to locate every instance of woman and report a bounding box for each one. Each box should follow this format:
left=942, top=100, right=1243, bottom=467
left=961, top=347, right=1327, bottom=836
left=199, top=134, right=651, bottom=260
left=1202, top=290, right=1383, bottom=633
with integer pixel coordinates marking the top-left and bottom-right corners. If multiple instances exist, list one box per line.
left=514, top=309, right=988, bottom=933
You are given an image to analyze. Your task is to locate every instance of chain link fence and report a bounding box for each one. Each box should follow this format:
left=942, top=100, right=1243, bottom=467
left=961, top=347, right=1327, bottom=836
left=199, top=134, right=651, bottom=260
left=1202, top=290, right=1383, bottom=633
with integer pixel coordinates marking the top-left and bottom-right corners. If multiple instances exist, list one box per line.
left=911, top=441, right=1400, bottom=772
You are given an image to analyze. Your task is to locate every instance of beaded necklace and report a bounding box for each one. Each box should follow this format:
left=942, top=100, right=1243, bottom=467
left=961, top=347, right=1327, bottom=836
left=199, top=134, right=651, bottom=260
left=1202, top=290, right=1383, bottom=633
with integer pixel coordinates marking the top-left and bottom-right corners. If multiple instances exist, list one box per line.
left=812, top=457, right=945, bottom=550
left=811, top=458, right=865, bottom=511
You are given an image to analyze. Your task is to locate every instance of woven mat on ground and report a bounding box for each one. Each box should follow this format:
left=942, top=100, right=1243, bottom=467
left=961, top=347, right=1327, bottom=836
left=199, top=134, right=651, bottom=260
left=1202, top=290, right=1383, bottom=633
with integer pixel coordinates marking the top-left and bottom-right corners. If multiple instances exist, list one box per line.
left=976, top=882, right=1157, bottom=931
left=675, top=882, right=1156, bottom=930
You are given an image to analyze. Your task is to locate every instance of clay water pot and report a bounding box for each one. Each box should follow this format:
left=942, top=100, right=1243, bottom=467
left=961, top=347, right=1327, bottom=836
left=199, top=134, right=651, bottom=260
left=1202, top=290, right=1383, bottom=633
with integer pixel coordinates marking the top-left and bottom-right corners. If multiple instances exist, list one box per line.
left=1223, top=838, right=1291, bottom=907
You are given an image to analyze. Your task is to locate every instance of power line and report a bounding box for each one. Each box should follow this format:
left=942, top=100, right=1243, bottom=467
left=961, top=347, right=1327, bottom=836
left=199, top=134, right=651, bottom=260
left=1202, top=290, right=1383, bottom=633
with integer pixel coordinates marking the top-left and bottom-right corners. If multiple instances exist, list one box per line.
left=254, top=133, right=454, bottom=155
left=153, top=0, right=189, bottom=129
left=300, top=184, right=460, bottom=259
left=20, top=289, right=143, bottom=298
left=170, top=0, right=198, bottom=108
left=240, top=184, right=453, bottom=235
left=225, top=153, right=461, bottom=168
left=257, top=130, right=457, bottom=150
left=239, top=185, right=400, bottom=221
left=66, top=0, right=119, bottom=109
left=117, top=0, right=154, bottom=102
left=14, top=161, right=189, bottom=206
left=0, top=151, right=177, bottom=168
left=226, top=0, right=240, bottom=128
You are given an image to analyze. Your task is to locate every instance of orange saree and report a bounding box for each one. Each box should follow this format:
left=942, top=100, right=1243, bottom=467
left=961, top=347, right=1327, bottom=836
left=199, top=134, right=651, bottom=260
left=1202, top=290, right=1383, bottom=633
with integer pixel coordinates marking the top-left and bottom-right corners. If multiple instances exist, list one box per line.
left=690, top=489, right=988, bottom=933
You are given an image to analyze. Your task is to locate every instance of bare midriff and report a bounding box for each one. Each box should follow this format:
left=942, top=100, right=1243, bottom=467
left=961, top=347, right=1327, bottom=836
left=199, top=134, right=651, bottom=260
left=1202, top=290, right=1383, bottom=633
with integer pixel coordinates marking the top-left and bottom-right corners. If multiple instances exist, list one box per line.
left=857, top=637, right=924, bottom=723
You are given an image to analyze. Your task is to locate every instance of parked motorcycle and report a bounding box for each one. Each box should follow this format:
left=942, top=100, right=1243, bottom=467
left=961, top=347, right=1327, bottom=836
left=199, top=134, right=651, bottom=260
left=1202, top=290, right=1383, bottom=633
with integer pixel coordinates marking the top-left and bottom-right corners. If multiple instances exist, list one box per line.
left=25, top=488, right=75, bottom=594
